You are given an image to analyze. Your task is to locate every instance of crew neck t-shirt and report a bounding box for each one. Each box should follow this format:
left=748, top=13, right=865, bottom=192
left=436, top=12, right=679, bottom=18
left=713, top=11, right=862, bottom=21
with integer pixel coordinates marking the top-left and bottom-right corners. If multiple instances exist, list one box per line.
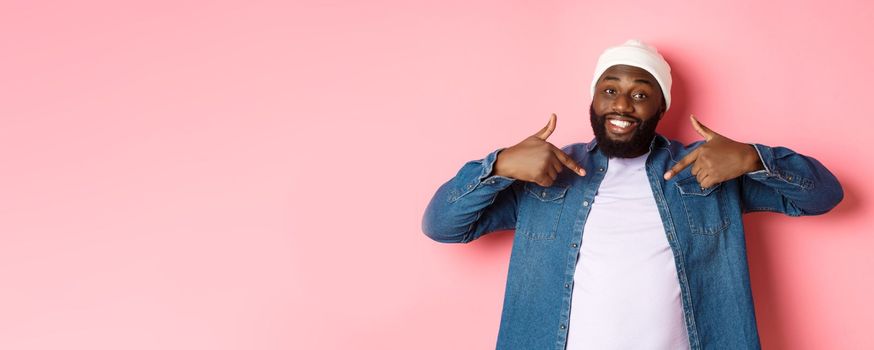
left=565, top=152, right=690, bottom=349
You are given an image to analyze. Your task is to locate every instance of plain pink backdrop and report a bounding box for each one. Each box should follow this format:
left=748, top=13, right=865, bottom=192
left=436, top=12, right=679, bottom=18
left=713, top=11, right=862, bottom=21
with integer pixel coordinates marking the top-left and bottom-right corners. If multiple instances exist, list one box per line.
left=1, top=1, right=872, bottom=349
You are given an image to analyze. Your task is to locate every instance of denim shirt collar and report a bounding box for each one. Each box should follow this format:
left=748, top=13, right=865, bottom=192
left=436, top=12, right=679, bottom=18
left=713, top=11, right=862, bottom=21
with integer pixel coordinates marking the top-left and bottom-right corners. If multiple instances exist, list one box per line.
left=585, top=134, right=672, bottom=153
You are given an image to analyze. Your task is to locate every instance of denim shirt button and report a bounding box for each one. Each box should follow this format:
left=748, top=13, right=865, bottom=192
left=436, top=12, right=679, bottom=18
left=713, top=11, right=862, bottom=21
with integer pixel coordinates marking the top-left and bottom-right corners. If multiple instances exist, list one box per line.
left=571, top=243, right=578, bottom=248
left=560, top=324, right=566, bottom=330
left=598, top=167, right=605, bottom=172
left=564, top=283, right=570, bottom=288
left=583, top=201, right=589, bottom=207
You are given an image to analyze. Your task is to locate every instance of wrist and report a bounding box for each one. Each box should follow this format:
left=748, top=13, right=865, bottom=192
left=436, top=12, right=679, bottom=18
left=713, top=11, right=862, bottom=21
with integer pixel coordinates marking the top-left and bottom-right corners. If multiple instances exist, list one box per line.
left=493, top=149, right=512, bottom=178
left=745, top=144, right=765, bottom=173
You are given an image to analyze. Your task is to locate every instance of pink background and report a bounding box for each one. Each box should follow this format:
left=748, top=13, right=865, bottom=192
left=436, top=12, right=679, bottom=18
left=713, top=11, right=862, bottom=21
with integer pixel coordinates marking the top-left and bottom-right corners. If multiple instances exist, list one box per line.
left=1, top=1, right=872, bottom=349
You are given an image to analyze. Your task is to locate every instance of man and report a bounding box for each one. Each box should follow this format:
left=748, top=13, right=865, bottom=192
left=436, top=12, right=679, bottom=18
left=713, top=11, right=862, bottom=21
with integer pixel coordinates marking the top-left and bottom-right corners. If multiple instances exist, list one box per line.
left=421, top=40, right=843, bottom=349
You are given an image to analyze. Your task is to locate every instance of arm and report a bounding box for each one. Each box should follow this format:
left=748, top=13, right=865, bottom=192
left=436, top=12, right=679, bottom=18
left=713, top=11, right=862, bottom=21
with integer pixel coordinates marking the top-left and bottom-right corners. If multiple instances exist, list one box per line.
left=662, top=115, right=843, bottom=216
left=739, top=144, right=843, bottom=216
left=422, top=114, right=585, bottom=243
left=421, top=148, right=519, bottom=243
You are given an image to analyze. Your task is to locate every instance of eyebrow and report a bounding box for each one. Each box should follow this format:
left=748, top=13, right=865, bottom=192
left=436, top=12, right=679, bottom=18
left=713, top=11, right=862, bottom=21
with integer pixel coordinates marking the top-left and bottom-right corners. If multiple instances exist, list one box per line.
left=602, top=75, right=654, bottom=86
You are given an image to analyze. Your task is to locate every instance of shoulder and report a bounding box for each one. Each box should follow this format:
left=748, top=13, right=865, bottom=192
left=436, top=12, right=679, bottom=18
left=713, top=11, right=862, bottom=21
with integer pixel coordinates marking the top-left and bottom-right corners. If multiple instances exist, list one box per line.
left=558, top=141, right=593, bottom=165
left=558, top=142, right=589, bottom=154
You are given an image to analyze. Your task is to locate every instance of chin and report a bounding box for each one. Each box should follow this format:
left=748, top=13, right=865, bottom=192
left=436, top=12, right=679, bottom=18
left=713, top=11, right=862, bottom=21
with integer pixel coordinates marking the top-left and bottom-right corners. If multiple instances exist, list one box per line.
left=604, top=130, right=635, bottom=143
left=606, top=134, right=633, bottom=143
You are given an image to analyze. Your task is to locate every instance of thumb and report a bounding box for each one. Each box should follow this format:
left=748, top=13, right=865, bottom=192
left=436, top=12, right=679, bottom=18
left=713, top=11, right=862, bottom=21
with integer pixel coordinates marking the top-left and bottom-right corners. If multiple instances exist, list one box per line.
left=534, top=113, right=557, bottom=140
left=690, top=114, right=716, bottom=141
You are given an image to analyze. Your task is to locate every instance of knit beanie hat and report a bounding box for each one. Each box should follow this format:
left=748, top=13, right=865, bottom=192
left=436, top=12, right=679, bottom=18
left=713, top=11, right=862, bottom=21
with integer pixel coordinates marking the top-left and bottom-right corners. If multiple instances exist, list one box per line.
left=590, top=39, right=673, bottom=110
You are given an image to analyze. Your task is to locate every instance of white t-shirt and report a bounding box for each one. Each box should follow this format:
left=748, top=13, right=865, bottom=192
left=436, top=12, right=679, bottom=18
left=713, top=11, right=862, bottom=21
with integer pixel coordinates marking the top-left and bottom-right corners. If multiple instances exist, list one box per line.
left=566, top=152, right=690, bottom=349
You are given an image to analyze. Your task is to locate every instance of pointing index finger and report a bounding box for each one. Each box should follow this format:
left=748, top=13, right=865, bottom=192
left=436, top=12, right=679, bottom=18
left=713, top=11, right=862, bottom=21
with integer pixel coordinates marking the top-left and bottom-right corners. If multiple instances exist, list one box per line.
left=664, top=148, right=700, bottom=180
left=551, top=147, right=586, bottom=176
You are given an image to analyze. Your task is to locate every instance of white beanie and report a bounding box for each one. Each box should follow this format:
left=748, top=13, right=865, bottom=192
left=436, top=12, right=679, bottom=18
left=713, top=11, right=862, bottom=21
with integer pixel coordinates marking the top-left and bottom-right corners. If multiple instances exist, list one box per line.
left=590, top=39, right=672, bottom=110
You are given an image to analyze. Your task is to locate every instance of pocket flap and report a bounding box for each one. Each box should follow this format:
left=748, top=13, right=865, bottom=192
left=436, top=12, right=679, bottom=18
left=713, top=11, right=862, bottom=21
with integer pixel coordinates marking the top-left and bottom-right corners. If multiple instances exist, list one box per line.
left=524, top=182, right=570, bottom=201
left=675, top=176, right=721, bottom=196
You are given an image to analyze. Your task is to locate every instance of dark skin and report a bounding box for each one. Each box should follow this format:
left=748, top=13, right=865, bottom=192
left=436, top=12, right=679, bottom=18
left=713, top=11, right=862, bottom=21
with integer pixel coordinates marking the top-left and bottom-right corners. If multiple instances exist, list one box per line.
left=492, top=113, right=586, bottom=187
left=494, top=64, right=763, bottom=188
left=592, top=64, right=665, bottom=151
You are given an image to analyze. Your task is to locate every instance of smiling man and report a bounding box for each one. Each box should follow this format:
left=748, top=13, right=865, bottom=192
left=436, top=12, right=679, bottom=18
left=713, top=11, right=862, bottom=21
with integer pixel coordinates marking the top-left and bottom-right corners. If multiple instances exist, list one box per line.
left=421, top=40, right=843, bottom=349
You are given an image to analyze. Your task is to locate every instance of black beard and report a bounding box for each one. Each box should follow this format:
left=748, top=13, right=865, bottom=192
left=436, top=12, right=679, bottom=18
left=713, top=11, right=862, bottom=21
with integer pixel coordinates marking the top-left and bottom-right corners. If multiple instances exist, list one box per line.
left=589, top=105, right=661, bottom=158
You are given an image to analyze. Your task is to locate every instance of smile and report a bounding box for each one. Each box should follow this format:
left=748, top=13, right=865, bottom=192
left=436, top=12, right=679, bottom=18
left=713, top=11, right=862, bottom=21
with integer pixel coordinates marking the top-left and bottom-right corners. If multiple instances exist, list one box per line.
left=609, top=119, right=632, bottom=128
left=605, top=116, right=640, bottom=136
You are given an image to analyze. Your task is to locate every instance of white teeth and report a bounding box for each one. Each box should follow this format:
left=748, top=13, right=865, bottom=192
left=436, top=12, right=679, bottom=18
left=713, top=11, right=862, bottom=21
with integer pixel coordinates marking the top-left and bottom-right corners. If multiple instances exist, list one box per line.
left=609, top=119, right=631, bottom=128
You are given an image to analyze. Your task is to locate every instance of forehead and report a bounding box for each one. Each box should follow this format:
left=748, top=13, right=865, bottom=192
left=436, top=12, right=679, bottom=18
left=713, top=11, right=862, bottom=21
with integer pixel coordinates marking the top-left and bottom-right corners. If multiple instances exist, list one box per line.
left=597, top=64, right=658, bottom=87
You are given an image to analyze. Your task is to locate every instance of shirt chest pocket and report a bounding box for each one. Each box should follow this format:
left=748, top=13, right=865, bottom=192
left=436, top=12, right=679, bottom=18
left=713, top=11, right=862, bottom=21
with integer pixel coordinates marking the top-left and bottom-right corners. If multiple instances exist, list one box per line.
left=675, top=176, right=730, bottom=236
left=517, top=182, right=570, bottom=240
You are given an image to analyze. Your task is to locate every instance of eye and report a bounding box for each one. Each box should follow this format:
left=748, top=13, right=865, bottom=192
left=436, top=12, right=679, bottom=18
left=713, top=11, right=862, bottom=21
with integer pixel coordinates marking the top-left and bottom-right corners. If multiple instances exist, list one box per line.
left=603, top=88, right=617, bottom=95
left=632, top=92, right=647, bottom=100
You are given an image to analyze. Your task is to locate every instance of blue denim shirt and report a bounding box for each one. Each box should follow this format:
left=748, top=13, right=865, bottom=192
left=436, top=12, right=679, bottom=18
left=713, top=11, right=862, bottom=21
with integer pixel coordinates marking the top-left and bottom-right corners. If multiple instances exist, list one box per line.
left=421, top=134, right=842, bottom=349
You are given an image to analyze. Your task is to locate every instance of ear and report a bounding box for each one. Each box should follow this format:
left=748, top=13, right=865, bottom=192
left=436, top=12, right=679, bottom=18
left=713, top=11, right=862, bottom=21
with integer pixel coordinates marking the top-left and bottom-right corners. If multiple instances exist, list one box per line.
left=657, top=99, right=667, bottom=121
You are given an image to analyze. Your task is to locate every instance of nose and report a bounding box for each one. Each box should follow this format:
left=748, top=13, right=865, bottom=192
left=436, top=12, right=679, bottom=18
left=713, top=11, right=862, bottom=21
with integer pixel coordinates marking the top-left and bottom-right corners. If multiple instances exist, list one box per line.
left=612, top=94, right=633, bottom=115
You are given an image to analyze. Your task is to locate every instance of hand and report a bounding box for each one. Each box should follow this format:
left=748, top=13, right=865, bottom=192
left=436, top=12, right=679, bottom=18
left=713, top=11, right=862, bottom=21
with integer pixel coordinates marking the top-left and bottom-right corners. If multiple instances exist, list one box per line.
left=494, top=113, right=586, bottom=187
left=663, top=115, right=764, bottom=188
